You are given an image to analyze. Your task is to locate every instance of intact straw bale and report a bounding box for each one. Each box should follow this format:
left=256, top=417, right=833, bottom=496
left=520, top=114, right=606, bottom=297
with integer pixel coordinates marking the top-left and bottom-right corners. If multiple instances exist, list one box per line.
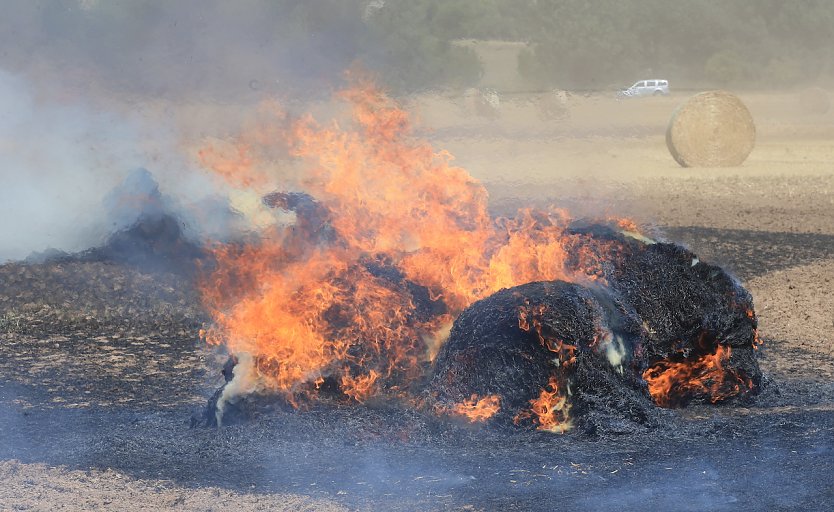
left=666, top=91, right=756, bottom=167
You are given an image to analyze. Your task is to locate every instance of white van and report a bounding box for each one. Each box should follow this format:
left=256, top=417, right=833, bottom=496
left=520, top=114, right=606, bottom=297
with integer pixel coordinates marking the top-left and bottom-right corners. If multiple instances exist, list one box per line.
left=618, top=79, right=670, bottom=98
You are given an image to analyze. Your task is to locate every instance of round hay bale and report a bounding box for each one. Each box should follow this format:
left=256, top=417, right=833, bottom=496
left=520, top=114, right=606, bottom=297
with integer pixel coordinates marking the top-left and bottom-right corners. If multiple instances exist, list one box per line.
left=666, top=90, right=756, bottom=167
left=797, top=87, right=830, bottom=115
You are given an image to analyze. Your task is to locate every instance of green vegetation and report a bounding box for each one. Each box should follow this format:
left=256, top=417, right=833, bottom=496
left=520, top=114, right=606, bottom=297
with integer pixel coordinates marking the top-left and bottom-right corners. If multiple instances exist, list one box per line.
left=377, top=0, right=834, bottom=89
left=364, top=1, right=484, bottom=91
left=514, top=0, right=834, bottom=89
left=2, top=0, right=832, bottom=94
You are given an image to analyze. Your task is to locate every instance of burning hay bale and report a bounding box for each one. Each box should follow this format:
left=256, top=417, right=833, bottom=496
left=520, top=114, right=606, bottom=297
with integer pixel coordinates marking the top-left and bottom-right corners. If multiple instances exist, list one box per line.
left=666, top=91, right=756, bottom=167
left=194, top=79, right=764, bottom=434
left=430, top=228, right=762, bottom=432
left=199, top=223, right=763, bottom=432
left=429, top=281, right=647, bottom=432
left=39, top=168, right=208, bottom=276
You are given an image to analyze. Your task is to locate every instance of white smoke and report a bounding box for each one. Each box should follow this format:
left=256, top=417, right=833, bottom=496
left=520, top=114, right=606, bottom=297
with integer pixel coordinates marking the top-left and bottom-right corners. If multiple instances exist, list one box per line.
left=0, top=69, right=142, bottom=260
left=0, top=68, right=250, bottom=262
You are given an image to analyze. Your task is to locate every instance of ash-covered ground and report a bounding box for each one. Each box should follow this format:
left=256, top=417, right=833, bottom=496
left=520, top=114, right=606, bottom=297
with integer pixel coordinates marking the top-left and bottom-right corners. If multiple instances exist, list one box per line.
left=2, top=185, right=834, bottom=511
left=2, top=90, right=834, bottom=511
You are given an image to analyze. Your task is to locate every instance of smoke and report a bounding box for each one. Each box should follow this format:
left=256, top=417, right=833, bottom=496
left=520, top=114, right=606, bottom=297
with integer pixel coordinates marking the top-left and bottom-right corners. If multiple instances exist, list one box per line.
left=0, top=68, right=146, bottom=261
left=0, top=1, right=395, bottom=262
left=0, top=0, right=368, bottom=103
left=215, top=354, right=261, bottom=427
left=0, top=66, right=258, bottom=263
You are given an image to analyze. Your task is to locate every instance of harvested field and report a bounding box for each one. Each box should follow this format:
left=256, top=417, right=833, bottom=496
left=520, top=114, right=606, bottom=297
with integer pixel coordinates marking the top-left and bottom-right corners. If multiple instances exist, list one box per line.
left=2, top=90, right=834, bottom=511
left=0, top=460, right=346, bottom=512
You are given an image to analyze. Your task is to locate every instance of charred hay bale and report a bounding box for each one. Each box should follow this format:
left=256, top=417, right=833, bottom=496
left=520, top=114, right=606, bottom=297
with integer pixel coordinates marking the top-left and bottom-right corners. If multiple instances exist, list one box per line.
left=430, top=281, right=591, bottom=417
left=606, top=241, right=763, bottom=405
left=430, top=230, right=763, bottom=431
left=262, top=191, right=337, bottom=244
left=429, top=281, right=649, bottom=428
left=563, top=226, right=759, bottom=360
left=666, top=91, right=756, bottom=167
left=196, top=256, right=446, bottom=428
left=610, top=245, right=757, bottom=370
left=564, top=228, right=763, bottom=404
left=80, top=213, right=204, bottom=275
left=570, top=350, right=657, bottom=432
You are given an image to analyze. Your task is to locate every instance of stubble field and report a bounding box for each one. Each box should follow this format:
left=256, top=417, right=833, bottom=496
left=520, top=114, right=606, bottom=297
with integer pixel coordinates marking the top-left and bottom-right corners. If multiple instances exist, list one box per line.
left=1, top=89, right=833, bottom=511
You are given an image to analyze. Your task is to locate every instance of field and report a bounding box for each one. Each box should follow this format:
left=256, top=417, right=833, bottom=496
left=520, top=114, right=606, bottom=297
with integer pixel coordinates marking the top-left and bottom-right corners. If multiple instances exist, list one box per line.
left=1, top=90, right=833, bottom=511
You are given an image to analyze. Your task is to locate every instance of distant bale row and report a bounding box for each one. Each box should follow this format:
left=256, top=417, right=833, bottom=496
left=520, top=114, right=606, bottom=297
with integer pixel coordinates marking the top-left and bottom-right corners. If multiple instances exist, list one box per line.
left=463, top=87, right=501, bottom=119
left=538, top=89, right=571, bottom=120
left=666, top=90, right=756, bottom=167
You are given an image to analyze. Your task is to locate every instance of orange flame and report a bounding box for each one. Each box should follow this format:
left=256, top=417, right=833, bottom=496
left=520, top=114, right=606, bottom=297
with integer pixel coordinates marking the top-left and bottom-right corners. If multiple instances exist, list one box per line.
left=518, top=302, right=576, bottom=366
left=642, top=345, right=754, bottom=407
left=514, top=377, right=572, bottom=432
left=447, top=394, right=501, bottom=423
left=341, top=370, right=381, bottom=403
left=197, top=77, right=637, bottom=405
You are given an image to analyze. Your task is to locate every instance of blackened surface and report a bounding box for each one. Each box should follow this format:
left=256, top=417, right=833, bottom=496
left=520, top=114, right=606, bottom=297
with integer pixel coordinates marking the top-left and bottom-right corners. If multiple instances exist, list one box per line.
left=78, top=213, right=205, bottom=276
left=2, top=379, right=833, bottom=512
left=430, top=232, right=762, bottom=430
left=1, top=224, right=831, bottom=510
left=430, top=282, right=594, bottom=419
left=0, top=261, right=205, bottom=338
left=429, top=281, right=653, bottom=431
left=569, top=231, right=763, bottom=389
left=0, top=226, right=833, bottom=510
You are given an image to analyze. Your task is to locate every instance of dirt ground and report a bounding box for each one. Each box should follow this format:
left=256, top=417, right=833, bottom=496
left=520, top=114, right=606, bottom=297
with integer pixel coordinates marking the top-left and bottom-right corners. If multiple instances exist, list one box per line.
left=1, top=90, right=833, bottom=511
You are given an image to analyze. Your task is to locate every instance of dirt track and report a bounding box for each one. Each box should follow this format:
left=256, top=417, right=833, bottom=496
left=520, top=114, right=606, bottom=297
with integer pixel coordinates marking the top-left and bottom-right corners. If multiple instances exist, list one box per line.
left=1, top=91, right=833, bottom=511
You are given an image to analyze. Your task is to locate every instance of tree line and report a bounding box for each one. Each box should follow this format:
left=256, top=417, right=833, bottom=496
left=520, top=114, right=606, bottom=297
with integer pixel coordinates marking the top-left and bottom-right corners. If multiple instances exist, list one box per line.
left=2, top=0, right=831, bottom=96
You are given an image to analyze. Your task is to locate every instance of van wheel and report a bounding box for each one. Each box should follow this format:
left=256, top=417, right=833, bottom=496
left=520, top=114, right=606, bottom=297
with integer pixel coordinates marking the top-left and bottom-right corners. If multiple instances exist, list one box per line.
left=653, top=90, right=663, bottom=96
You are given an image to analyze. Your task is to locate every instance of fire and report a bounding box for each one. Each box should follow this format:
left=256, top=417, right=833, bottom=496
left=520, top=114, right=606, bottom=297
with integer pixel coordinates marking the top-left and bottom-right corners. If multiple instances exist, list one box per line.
left=341, top=370, right=380, bottom=403
left=518, top=301, right=577, bottom=367
left=197, top=76, right=634, bottom=411
left=513, top=377, right=573, bottom=433
left=642, top=345, right=754, bottom=407
left=447, top=394, right=501, bottom=423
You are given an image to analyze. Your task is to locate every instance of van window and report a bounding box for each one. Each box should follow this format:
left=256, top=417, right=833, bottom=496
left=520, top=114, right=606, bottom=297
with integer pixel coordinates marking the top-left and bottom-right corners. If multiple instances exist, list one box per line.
left=637, top=81, right=646, bottom=87
left=647, top=81, right=657, bottom=87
